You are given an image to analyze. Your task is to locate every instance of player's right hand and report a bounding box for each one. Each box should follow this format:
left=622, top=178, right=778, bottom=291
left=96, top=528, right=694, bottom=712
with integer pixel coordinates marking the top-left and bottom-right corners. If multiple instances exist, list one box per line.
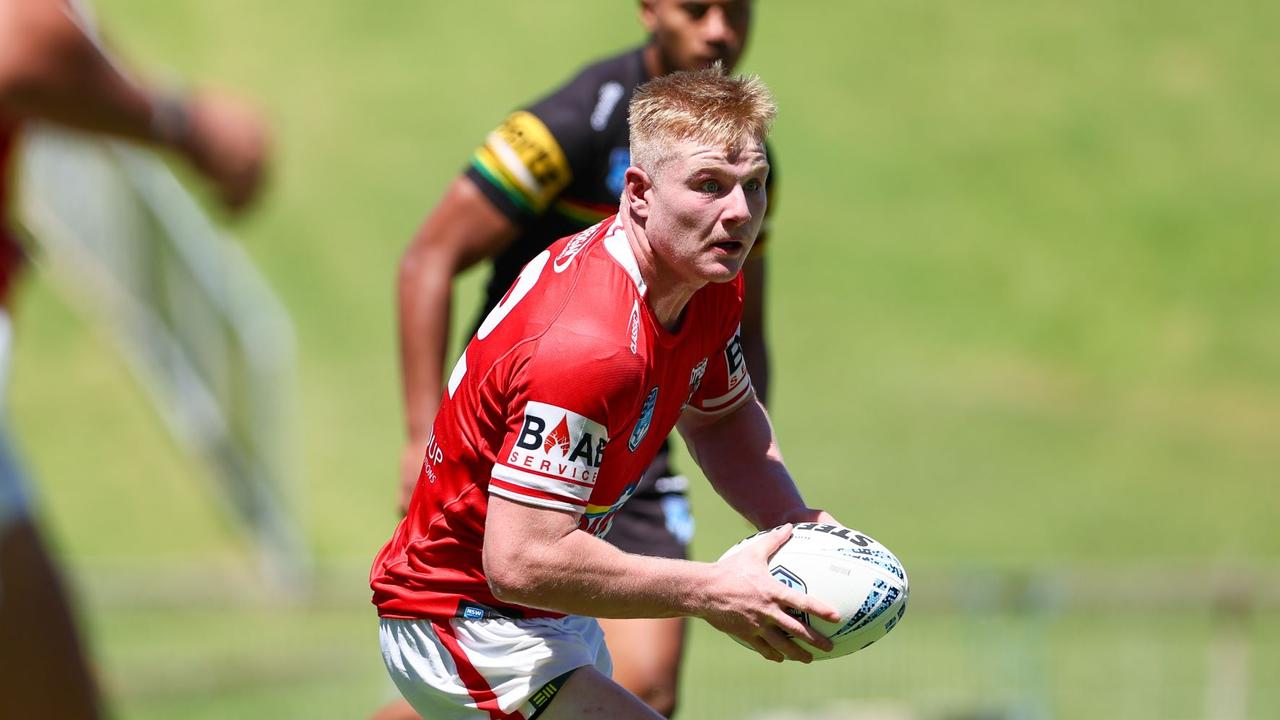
left=700, top=524, right=841, bottom=663
left=179, top=90, right=270, bottom=213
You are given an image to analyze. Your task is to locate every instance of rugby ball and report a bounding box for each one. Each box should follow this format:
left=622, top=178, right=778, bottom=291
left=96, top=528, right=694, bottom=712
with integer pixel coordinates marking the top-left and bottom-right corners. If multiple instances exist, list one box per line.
left=718, top=522, right=909, bottom=660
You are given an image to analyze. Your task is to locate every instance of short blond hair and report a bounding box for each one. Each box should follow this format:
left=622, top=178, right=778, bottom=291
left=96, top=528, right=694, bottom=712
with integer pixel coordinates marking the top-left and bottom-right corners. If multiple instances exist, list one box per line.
left=628, top=64, right=777, bottom=176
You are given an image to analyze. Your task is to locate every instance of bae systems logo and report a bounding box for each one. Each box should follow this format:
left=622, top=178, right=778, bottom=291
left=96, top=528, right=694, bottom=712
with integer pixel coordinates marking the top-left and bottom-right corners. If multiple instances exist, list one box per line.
left=724, top=330, right=747, bottom=390
left=543, top=415, right=571, bottom=454
left=508, top=401, right=608, bottom=486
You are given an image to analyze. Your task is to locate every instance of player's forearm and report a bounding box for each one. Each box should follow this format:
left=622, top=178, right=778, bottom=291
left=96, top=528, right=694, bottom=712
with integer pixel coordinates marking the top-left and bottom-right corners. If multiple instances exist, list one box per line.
left=681, top=399, right=808, bottom=530
left=487, top=528, right=713, bottom=620
left=397, top=241, right=454, bottom=442
left=0, top=2, right=164, bottom=144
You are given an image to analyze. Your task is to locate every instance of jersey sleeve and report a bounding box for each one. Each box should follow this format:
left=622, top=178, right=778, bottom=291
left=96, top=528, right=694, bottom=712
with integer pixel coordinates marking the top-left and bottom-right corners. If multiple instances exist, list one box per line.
left=488, top=337, right=627, bottom=514
left=464, top=73, right=601, bottom=222
left=686, top=279, right=754, bottom=417
left=686, top=323, right=755, bottom=417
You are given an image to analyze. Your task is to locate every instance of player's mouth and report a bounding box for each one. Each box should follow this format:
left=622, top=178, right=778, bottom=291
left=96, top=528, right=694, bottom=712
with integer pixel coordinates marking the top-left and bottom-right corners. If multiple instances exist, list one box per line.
left=710, top=239, right=746, bottom=256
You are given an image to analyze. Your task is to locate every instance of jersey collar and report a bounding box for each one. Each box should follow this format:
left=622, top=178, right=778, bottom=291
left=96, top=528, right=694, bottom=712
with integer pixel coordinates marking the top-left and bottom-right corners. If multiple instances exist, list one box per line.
left=602, top=216, right=647, bottom=298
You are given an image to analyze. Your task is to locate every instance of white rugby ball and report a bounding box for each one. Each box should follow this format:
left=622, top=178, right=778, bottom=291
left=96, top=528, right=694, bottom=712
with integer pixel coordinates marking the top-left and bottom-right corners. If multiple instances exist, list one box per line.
left=718, top=522, right=909, bottom=660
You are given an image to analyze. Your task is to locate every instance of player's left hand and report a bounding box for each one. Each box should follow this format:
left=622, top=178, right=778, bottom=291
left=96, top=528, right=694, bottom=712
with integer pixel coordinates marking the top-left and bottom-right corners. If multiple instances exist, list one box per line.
left=702, top=524, right=841, bottom=663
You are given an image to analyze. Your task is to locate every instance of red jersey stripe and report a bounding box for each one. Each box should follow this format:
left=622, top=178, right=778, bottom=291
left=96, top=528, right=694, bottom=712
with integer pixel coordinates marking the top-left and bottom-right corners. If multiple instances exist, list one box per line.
left=490, top=477, right=589, bottom=507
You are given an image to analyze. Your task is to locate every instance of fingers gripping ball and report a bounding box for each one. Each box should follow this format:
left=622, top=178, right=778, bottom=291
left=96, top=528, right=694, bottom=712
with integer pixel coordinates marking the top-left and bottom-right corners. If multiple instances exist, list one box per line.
left=719, top=523, right=909, bottom=660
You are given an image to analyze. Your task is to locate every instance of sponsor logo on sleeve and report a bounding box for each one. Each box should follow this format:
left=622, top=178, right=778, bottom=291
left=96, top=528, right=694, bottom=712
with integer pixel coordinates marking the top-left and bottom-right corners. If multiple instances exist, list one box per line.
left=507, top=401, right=608, bottom=486
left=682, top=358, right=709, bottom=409
left=628, top=387, right=659, bottom=452
left=724, top=330, right=747, bottom=390
left=422, top=430, right=444, bottom=484
left=481, top=111, right=571, bottom=212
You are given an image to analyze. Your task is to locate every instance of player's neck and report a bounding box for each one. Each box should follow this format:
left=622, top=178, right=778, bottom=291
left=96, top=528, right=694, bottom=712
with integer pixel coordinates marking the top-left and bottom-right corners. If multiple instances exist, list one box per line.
left=621, top=214, right=699, bottom=331
left=641, top=43, right=668, bottom=80
left=647, top=282, right=696, bottom=332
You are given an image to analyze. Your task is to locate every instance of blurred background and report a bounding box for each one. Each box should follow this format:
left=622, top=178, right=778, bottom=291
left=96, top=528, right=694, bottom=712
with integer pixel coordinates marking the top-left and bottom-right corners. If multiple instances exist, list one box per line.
left=9, top=0, right=1279, bottom=718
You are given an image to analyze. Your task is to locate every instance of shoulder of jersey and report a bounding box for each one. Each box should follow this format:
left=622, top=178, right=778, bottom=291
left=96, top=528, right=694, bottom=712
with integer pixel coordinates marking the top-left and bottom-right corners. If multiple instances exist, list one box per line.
left=529, top=219, right=640, bottom=340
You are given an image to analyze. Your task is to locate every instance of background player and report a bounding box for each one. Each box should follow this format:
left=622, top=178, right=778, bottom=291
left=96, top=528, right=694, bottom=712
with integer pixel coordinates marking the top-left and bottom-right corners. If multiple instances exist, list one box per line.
left=0, top=0, right=268, bottom=716
left=394, top=2, right=764, bottom=714
left=375, top=67, right=842, bottom=720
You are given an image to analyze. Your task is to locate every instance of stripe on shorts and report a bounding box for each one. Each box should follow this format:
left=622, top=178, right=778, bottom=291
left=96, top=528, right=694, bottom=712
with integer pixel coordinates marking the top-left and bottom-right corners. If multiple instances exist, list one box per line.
left=429, top=619, right=525, bottom=720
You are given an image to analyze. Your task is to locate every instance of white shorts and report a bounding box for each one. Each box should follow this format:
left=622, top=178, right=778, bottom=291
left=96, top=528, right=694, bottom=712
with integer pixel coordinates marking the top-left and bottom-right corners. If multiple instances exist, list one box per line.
left=380, top=614, right=612, bottom=720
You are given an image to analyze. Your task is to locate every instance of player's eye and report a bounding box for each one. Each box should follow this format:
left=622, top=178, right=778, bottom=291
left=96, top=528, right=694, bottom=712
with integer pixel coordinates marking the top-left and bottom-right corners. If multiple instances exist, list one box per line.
left=744, top=179, right=762, bottom=192
left=699, top=179, right=721, bottom=193
left=682, top=3, right=710, bottom=20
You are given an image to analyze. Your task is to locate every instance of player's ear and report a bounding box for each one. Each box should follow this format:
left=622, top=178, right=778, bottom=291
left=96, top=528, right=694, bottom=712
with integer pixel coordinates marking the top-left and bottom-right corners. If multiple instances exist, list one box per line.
left=638, top=0, right=659, bottom=33
left=623, top=166, right=653, bottom=219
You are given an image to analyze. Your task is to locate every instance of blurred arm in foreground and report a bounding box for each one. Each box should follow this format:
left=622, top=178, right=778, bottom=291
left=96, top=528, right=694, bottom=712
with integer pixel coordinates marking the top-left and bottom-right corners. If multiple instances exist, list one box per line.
left=0, top=2, right=271, bottom=718
left=0, top=0, right=269, bottom=212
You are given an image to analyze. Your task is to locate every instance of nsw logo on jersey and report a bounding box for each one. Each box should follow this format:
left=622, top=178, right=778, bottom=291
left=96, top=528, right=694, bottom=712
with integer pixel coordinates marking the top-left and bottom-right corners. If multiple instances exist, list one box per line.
left=509, top=401, right=608, bottom=486
left=628, top=387, right=659, bottom=452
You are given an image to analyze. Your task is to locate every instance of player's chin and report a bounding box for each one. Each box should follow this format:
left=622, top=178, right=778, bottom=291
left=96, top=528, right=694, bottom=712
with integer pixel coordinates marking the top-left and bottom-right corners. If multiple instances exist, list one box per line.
left=698, top=253, right=747, bottom=283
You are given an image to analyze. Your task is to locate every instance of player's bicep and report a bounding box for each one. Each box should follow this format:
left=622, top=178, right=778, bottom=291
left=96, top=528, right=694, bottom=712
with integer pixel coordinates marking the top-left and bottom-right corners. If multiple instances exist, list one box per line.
left=483, top=493, right=581, bottom=595
left=485, top=493, right=580, bottom=546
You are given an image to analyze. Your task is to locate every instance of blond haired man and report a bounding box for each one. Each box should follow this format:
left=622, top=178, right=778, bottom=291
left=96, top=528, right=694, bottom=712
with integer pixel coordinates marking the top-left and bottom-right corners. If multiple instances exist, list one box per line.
left=372, top=67, right=840, bottom=720
left=393, top=9, right=769, bottom=714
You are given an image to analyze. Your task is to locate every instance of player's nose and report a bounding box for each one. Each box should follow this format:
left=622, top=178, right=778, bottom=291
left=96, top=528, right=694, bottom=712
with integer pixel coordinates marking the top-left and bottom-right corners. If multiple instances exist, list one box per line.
left=701, top=7, right=734, bottom=45
left=720, top=184, right=751, bottom=226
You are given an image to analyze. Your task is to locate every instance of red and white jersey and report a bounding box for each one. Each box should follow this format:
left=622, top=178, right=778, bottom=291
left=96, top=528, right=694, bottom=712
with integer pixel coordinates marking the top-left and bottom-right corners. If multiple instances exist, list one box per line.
left=372, top=216, right=753, bottom=621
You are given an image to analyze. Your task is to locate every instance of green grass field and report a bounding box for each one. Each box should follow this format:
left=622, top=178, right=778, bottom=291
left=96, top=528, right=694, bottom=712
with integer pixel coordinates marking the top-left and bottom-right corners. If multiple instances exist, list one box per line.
left=9, top=1, right=1280, bottom=717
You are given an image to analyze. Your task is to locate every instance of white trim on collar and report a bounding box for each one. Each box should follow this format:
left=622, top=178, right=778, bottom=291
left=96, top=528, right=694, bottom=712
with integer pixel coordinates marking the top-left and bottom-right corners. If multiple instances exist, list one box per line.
left=603, top=217, right=647, bottom=297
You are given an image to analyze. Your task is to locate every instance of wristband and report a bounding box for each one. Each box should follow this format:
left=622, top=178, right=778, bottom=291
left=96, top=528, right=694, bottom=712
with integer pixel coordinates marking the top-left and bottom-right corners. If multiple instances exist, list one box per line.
left=149, top=91, right=192, bottom=147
